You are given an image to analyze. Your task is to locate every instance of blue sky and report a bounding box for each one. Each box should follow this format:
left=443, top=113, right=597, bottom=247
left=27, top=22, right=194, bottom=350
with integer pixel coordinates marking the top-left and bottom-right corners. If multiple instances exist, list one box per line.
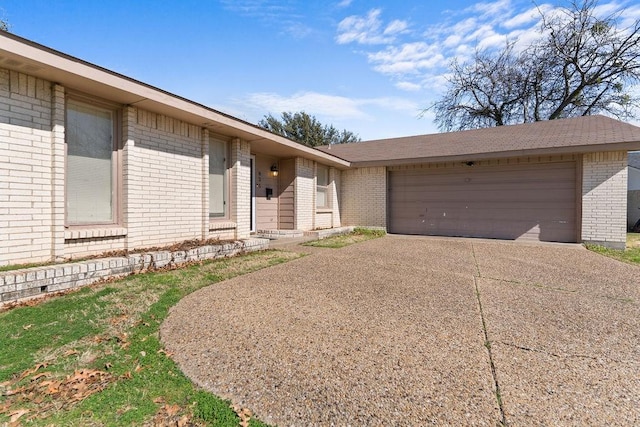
left=1, top=0, right=639, bottom=140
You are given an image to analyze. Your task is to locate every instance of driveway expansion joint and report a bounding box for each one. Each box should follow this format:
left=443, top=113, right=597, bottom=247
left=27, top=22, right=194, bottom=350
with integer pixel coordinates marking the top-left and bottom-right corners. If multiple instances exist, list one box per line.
left=473, top=275, right=507, bottom=426
left=470, top=242, right=482, bottom=278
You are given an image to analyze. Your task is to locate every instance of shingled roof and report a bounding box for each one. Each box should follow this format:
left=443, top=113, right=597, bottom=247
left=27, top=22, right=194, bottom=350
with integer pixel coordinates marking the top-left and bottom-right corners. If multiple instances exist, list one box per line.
left=316, top=115, right=640, bottom=167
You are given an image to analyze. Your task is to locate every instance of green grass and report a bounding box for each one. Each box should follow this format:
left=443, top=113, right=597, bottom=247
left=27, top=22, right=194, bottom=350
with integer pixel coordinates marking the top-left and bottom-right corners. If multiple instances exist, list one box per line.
left=303, top=227, right=386, bottom=248
left=0, top=250, right=300, bottom=426
left=586, top=233, right=640, bottom=265
left=0, top=262, right=53, bottom=272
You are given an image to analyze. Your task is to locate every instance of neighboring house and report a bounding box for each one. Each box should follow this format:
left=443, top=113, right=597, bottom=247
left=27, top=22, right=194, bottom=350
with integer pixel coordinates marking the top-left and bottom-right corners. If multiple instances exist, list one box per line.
left=629, top=152, right=640, bottom=229
left=2, top=31, right=640, bottom=267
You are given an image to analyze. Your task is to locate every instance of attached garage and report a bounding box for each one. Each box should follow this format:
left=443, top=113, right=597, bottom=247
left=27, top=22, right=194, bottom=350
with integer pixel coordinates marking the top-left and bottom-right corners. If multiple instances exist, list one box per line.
left=317, top=116, right=640, bottom=249
left=388, top=160, right=578, bottom=243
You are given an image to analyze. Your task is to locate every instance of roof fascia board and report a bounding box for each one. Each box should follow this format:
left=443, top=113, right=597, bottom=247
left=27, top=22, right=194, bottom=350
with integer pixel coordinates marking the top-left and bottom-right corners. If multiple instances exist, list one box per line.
left=349, top=142, right=640, bottom=168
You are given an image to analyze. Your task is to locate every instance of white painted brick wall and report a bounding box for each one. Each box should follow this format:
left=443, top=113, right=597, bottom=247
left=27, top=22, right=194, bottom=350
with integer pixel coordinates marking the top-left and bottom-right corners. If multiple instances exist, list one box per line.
left=582, top=151, right=628, bottom=249
left=295, top=157, right=315, bottom=230
left=0, top=68, right=54, bottom=266
left=340, top=167, right=387, bottom=228
left=330, top=168, right=342, bottom=227
left=51, top=84, right=65, bottom=261
left=65, top=236, right=128, bottom=259
left=125, top=108, right=204, bottom=249
left=230, top=138, right=251, bottom=239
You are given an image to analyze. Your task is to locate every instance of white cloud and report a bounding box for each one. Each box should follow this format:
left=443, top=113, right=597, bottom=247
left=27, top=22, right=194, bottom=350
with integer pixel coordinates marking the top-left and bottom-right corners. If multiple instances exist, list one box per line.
left=450, top=17, right=479, bottom=38
left=220, top=0, right=311, bottom=39
left=336, top=9, right=408, bottom=45
left=502, top=5, right=545, bottom=29
left=240, top=91, right=419, bottom=123
left=384, top=19, right=409, bottom=35
left=467, top=0, right=512, bottom=21
left=443, top=34, right=462, bottom=48
left=243, top=91, right=368, bottom=120
left=395, top=81, right=422, bottom=92
left=336, top=0, right=353, bottom=8
left=368, top=42, right=446, bottom=74
left=284, top=22, right=313, bottom=39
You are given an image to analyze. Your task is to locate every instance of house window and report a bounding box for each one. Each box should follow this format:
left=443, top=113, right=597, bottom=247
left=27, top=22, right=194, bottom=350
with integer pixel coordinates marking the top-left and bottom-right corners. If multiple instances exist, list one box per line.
left=317, top=165, right=330, bottom=209
left=209, top=139, right=227, bottom=218
left=66, top=98, right=118, bottom=225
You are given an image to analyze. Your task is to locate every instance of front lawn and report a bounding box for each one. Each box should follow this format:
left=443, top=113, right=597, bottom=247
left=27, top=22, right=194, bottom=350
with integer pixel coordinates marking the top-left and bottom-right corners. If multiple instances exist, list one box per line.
left=586, top=233, right=640, bottom=265
left=0, top=250, right=300, bottom=426
left=303, top=227, right=386, bottom=248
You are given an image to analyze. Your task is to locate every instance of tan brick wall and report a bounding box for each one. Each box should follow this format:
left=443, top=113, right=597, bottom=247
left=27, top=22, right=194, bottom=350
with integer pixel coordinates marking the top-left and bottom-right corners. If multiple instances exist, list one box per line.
left=582, top=151, right=628, bottom=249
left=295, top=157, right=315, bottom=230
left=340, top=167, right=387, bottom=228
left=0, top=68, right=54, bottom=266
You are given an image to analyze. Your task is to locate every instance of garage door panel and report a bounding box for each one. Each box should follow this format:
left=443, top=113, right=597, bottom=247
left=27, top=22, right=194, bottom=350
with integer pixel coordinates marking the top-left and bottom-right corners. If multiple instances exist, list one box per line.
left=392, top=188, right=575, bottom=203
left=388, top=162, right=577, bottom=242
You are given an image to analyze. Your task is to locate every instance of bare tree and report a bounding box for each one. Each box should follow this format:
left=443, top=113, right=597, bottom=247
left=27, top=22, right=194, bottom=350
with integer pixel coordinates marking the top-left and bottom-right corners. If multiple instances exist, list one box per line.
left=432, top=0, right=640, bottom=131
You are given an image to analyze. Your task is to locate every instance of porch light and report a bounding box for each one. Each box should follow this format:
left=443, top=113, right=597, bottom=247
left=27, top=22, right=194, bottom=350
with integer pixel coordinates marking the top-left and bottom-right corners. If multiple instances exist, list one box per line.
left=270, top=164, right=279, bottom=177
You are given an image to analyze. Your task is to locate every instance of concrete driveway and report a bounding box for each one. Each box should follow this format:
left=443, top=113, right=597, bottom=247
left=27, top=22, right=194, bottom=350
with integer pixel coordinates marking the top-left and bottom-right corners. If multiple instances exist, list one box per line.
left=161, top=235, right=640, bottom=426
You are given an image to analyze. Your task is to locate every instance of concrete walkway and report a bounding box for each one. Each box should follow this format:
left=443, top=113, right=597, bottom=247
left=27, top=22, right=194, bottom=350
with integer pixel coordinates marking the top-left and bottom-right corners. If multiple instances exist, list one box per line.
left=161, top=235, right=640, bottom=426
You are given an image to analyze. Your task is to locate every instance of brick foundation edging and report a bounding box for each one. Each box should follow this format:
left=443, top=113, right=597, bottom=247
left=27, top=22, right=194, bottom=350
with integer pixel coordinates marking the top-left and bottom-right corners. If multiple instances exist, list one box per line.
left=304, top=226, right=356, bottom=239
left=0, top=238, right=270, bottom=306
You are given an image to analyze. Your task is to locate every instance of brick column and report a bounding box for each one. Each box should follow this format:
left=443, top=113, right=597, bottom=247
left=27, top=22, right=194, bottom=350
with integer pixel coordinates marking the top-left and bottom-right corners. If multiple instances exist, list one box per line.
left=294, top=157, right=315, bottom=230
left=340, top=167, right=387, bottom=228
left=581, top=151, right=628, bottom=249
left=50, top=84, right=65, bottom=261
left=230, top=138, right=251, bottom=239
left=121, top=106, right=136, bottom=250
left=330, top=167, right=341, bottom=227
left=201, top=129, right=209, bottom=239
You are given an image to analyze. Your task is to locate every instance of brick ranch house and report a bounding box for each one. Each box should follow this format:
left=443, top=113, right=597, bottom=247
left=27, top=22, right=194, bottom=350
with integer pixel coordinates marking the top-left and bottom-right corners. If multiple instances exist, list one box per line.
left=2, top=31, right=640, bottom=268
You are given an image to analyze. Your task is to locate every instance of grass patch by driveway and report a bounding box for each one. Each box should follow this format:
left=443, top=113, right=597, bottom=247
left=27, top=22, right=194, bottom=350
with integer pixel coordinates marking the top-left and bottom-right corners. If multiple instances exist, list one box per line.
left=586, top=233, right=640, bottom=265
left=0, top=250, right=300, bottom=426
left=303, top=228, right=386, bottom=248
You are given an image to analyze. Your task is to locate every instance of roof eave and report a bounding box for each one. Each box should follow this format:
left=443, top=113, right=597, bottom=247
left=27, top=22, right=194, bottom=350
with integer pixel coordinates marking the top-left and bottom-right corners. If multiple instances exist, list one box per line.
left=0, top=31, right=350, bottom=169
left=348, top=142, right=640, bottom=168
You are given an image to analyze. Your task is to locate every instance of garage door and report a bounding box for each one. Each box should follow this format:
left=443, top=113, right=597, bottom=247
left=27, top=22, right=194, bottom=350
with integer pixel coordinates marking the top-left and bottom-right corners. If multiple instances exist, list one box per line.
left=388, top=161, right=577, bottom=242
